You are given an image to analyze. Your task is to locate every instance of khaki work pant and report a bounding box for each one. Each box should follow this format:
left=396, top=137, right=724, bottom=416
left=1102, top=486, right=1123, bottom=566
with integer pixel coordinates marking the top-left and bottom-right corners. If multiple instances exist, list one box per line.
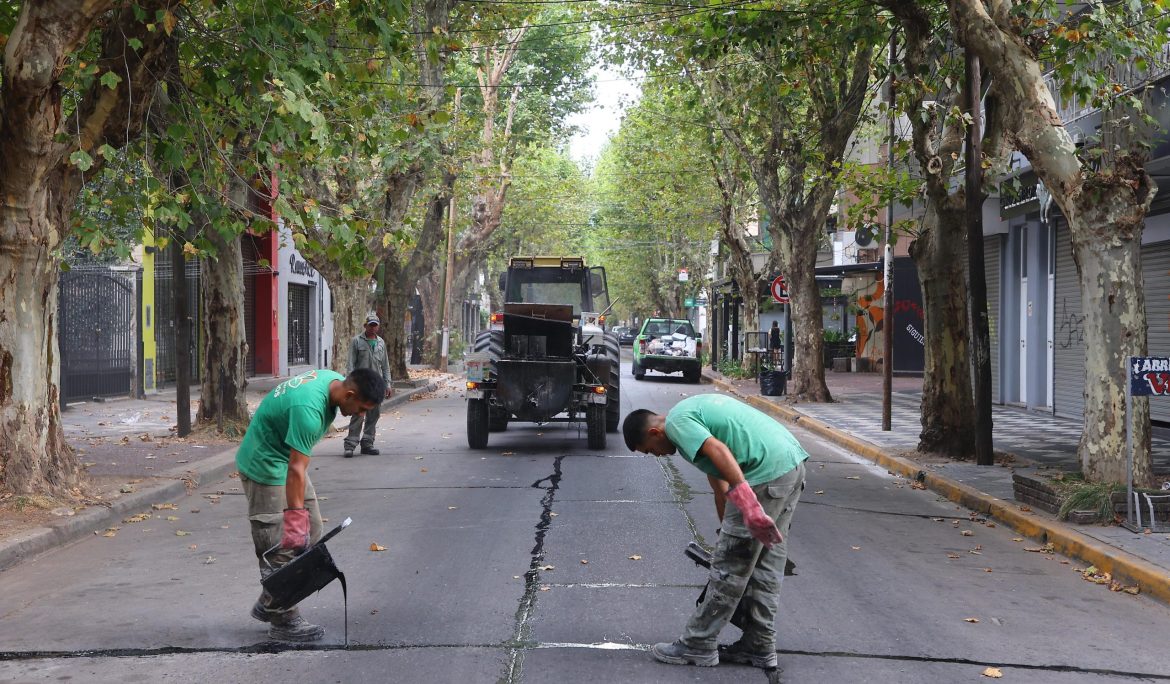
left=681, top=460, right=806, bottom=653
left=240, top=473, right=324, bottom=578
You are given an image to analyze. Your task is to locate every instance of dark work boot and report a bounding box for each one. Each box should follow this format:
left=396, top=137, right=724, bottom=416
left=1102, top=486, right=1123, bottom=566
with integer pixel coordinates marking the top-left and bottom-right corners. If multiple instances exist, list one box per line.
left=650, top=640, right=718, bottom=667
left=360, top=445, right=380, bottom=455
left=268, top=611, right=325, bottom=642
left=719, top=641, right=779, bottom=668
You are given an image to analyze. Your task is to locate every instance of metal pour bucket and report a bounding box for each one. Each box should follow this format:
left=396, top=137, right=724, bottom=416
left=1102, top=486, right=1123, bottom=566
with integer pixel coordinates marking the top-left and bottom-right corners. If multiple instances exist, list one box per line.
left=261, top=517, right=351, bottom=644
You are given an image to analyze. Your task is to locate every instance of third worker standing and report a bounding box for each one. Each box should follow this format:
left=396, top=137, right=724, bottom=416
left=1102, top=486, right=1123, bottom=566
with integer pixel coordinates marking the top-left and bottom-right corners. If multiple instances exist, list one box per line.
left=344, top=313, right=393, bottom=457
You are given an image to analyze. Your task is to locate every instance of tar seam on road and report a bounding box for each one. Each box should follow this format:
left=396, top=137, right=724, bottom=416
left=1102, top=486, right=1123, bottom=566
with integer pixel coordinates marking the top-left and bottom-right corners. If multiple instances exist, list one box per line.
left=801, top=499, right=979, bottom=522
left=3, top=643, right=1169, bottom=679
left=498, top=453, right=565, bottom=684
left=656, top=455, right=709, bottom=547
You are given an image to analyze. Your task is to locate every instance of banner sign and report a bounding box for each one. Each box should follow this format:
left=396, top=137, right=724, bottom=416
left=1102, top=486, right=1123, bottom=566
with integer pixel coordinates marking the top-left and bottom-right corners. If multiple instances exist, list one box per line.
left=1129, top=356, right=1170, bottom=396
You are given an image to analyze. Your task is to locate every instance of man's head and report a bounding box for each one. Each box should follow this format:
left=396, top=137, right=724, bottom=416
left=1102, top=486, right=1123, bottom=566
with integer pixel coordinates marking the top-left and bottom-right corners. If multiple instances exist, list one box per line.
left=364, top=315, right=380, bottom=335
left=622, top=409, right=676, bottom=456
left=334, top=368, right=386, bottom=416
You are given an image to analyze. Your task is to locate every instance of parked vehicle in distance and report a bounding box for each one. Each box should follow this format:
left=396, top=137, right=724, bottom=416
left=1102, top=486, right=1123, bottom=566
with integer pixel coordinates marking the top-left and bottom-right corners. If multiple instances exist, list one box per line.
left=615, top=326, right=636, bottom=345
left=632, top=318, right=702, bottom=383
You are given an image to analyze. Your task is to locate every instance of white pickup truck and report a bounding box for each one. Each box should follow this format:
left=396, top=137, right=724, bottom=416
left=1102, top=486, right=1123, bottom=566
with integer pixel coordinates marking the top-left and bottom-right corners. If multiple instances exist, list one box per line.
left=632, top=318, right=702, bottom=383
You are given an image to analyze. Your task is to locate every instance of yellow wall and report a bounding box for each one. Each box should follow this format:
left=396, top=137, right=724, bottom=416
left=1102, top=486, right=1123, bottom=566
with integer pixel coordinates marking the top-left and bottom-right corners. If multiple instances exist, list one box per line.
left=141, top=228, right=157, bottom=393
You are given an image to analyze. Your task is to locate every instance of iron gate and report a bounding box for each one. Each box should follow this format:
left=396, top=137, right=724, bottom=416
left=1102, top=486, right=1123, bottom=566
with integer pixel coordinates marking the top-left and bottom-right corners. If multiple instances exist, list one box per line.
left=58, top=267, right=136, bottom=401
left=288, top=283, right=311, bottom=366
left=154, top=261, right=202, bottom=388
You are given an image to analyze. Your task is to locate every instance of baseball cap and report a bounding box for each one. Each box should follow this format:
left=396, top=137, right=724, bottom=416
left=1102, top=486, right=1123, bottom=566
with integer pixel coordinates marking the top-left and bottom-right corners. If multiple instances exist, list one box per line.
left=366, top=314, right=380, bottom=326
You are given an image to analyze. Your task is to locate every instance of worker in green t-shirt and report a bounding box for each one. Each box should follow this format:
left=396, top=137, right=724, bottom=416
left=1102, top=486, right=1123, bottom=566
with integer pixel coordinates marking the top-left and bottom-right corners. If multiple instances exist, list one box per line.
left=237, top=367, right=385, bottom=642
left=623, top=393, right=808, bottom=671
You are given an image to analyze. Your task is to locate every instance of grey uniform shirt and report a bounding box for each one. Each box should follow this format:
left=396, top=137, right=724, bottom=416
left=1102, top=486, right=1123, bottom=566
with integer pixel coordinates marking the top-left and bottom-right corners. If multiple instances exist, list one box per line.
left=349, top=333, right=392, bottom=385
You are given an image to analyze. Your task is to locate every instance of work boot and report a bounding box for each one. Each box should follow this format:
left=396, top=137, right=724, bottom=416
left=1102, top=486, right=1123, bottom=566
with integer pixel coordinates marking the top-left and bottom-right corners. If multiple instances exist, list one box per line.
left=650, top=640, right=719, bottom=667
left=360, top=446, right=380, bottom=455
left=268, top=612, right=325, bottom=642
left=344, top=449, right=354, bottom=458
left=719, top=641, right=779, bottom=669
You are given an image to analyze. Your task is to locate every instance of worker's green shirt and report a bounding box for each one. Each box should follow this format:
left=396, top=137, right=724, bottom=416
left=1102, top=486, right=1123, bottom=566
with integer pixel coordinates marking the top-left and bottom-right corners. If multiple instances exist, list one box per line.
left=665, top=393, right=808, bottom=485
left=236, top=369, right=343, bottom=485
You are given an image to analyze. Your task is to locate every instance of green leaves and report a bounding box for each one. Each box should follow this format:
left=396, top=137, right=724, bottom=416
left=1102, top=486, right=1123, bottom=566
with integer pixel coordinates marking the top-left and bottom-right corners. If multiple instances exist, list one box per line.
left=99, top=71, right=123, bottom=90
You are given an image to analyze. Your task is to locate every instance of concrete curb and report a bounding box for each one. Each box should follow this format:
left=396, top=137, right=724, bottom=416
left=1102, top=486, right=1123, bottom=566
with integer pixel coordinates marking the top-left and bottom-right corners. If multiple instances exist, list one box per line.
left=704, top=371, right=1170, bottom=605
left=0, top=446, right=240, bottom=573
left=0, top=379, right=446, bottom=573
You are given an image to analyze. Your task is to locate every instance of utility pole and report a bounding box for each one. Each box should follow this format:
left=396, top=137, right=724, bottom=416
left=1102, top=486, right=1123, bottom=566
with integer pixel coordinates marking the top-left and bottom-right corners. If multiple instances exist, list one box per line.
left=172, top=228, right=191, bottom=437
left=882, top=35, right=896, bottom=432
left=965, top=51, right=995, bottom=466
left=438, top=88, right=461, bottom=373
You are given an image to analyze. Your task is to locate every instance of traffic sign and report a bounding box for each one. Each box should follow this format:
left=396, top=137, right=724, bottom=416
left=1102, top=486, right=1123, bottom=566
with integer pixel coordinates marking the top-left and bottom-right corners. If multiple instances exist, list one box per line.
left=770, top=275, right=789, bottom=304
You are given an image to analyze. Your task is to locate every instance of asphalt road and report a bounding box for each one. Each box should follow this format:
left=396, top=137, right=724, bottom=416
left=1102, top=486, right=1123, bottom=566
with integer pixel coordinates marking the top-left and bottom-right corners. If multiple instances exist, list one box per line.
left=3, top=356, right=1170, bottom=683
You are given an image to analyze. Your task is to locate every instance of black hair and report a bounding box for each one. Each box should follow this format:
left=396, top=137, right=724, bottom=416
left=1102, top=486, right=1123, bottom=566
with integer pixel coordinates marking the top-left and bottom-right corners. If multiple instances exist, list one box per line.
left=622, top=408, right=658, bottom=451
left=346, top=368, right=386, bottom=404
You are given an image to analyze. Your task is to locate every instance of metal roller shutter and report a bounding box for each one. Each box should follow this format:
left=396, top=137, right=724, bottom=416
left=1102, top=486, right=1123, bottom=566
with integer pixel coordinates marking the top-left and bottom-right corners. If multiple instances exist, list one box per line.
left=985, top=235, right=1002, bottom=403
left=1052, top=223, right=1085, bottom=420
left=1142, top=241, right=1170, bottom=423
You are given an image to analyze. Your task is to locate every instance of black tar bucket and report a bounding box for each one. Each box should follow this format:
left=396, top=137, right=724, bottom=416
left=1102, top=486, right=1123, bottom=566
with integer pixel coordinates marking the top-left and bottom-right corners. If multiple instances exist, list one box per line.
left=262, top=517, right=351, bottom=644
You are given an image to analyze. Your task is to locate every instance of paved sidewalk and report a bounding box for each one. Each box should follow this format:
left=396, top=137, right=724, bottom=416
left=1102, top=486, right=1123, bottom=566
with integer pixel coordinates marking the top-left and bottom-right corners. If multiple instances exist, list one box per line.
left=0, top=368, right=451, bottom=571
left=705, top=367, right=1170, bottom=604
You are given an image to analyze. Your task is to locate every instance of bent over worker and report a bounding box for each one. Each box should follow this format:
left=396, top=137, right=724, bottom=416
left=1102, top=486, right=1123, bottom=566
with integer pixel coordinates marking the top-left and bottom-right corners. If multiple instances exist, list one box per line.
left=622, top=393, right=808, bottom=670
left=236, top=368, right=385, bottom=641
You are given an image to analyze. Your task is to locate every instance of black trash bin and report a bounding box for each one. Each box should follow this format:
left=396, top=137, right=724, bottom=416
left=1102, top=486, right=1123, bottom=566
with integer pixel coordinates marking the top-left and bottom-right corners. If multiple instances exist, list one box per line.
left=760, top=369, right=787, bottom=396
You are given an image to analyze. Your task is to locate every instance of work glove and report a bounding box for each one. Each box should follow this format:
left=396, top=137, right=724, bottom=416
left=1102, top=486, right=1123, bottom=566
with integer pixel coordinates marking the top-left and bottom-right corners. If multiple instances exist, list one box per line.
left=280, top=508, right=311, bottom=550
left=727, top=483, right=783, bottom=548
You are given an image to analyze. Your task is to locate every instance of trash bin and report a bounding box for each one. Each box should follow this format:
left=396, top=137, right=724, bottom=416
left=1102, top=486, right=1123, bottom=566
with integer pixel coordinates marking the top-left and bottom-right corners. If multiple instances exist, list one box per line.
left=760, top=369, right=787, bottom=396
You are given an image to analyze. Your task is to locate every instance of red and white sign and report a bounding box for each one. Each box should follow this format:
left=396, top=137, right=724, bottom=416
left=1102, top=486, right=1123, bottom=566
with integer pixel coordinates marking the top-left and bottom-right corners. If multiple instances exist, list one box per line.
left=770, top=275, right=789, bottom=304
left=678, top=268, right=689, bottom=282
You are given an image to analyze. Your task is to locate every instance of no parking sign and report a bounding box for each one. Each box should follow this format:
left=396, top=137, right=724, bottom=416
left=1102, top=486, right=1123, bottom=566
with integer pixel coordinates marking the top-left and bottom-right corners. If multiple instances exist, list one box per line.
left=770, top=276, right=789, bottom=304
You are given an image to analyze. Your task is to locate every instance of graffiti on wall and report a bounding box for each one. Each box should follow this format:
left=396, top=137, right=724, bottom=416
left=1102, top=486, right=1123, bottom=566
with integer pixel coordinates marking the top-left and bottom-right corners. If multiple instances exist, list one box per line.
left=855, top=274, right=884, bottom=361
left=1057, top=298, right=1085, bottom=349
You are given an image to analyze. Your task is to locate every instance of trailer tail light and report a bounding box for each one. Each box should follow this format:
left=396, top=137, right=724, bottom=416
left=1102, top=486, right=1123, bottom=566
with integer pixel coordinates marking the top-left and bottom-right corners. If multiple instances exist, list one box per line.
left=599, top=315, right=606, bottom=324
left=592, top=385, right=607, bottom=394
left=490, top=312, right=504, bottom=331
left=466, top=381, right=479, bottom=390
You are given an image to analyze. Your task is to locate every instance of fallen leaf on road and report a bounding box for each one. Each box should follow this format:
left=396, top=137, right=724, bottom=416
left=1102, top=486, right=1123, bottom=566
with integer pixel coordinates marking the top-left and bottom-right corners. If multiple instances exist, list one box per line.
left=539, top=586, right=550, bottom=592
left=1012, top=538, right=1024, bottom=542
left=932, top=518, right=944, bottom=522
left=220, top=525, right=230, bottom=529
left=947, top=553, right=961, bottom=559
left=964, top=617, right=980, bottom=623
left=1019, top=505, right=1032, bottom=512
left=580, top=559, right=589, bottom=565
left=851, top=546, right=861, bottom=551
left=370, top=543, right=387, bottom=552
left=166, top=516, right=179, bottom=522
left=961, top=530, right=974, bottom=536
left=629, top=555, right=642, bottom=561
left=188, top=544, right=197, bottom=550
left=101, top=527, right=119, bottom=537
left=984, top=568, right=994, bottom=573
left=448, top=506, right=458, bottom=510
left=981, top=667, right=1003, bottom=678
left=910, top=481, right=926, bottom=490
left=123, top=513, right=151, bottom=523
left=814, top=490, right=825, bottom=495
left=420, top=468, right=428, bottom=473
left=845, top=476, right=860, bottom=480
left=175, top=530, right=190, bottom=536
left=985, top=522, right=996, bottom=528
left=538, top=564, right=555, bottom=571
left=190, top=509, right=200, bottom=514
left=550, top=512, right=558, bottom=517
left=501, top=452, right=514, bottom=456
left=414, top=456, right=424, bottom=460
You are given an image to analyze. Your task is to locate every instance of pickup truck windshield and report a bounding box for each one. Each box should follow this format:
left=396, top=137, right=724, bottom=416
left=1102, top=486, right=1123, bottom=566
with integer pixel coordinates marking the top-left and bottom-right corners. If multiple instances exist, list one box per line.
left=643, top=320, right=696, bottom=337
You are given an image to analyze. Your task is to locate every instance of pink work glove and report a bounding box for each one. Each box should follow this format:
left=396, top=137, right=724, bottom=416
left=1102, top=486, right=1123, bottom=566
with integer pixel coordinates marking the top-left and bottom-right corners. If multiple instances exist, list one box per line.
left=727, top=483, right=783, bottom=548
left=280, top=508, right=311, bottom=550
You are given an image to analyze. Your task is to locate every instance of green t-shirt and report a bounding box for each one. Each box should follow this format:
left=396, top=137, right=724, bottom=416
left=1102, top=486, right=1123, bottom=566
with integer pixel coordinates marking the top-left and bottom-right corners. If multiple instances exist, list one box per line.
left=665, top=393, right=808, bottom=485
left=236, top=369, right=343, bottom=485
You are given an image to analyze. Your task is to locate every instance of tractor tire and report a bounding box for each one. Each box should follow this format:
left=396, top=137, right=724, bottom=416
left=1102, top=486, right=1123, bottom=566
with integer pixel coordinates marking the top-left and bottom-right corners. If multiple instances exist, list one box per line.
left=604, top=332, right=621, bottom=432
left=488, top=404, right=509, bottom=432
left=586, top=403, right=606, bottom=450
left=684, top=365, right=701, bottom=384
left=472, top=330, right=503, bottom=373
left=467, top=398, right=489, bottom=449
